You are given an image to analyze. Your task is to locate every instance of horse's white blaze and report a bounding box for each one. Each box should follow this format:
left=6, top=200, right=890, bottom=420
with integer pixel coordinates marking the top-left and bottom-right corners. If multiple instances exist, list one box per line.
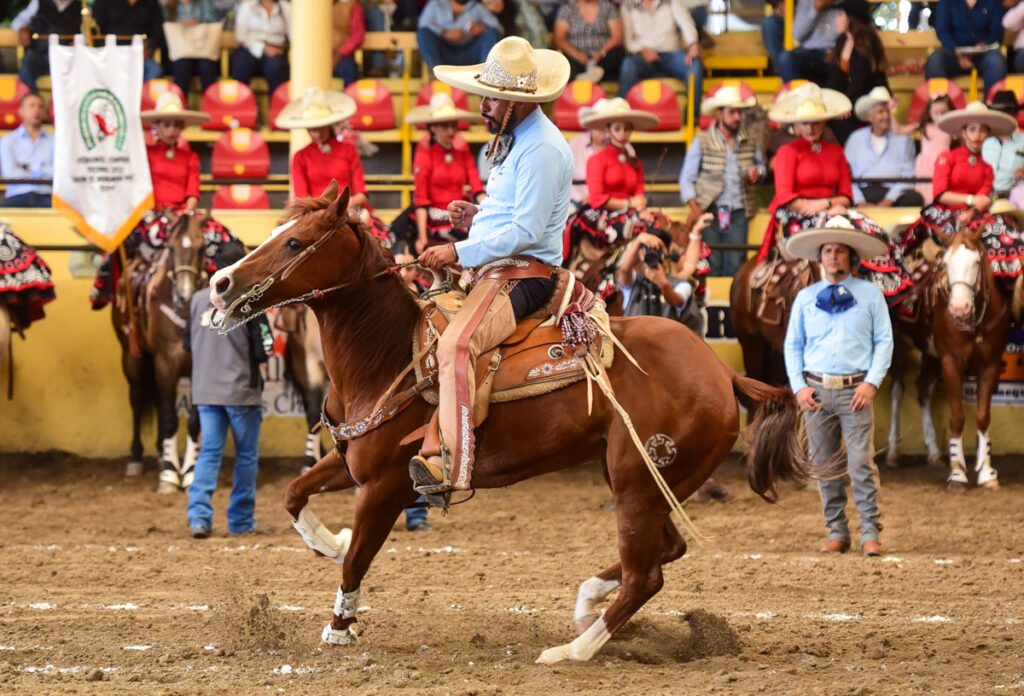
left=975, top=430, right=998, bottom=486
left=573, top=577, right=620, bottom=634
left=291, top=507, right=351, bottom=563
left=946, top=244, right=981, bottom=318
left=536, top=616, right=612, bottom=665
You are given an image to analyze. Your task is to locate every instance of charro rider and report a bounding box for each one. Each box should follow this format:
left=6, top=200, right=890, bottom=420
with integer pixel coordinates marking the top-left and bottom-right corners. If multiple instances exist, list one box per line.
left=409, top=36, right=574, bottom=506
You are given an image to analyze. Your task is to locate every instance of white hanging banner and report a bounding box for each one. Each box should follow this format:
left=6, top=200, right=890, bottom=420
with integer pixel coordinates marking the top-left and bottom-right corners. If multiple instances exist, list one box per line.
left=49, top=35, right=153, bottom=253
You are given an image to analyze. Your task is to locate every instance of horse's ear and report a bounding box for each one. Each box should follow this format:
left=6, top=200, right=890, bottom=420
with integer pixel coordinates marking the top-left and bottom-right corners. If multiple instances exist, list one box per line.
left=324, top=184, right=351, bottom=226
left=321, top=179, right=339, bottom=201
left=338, top=186, right=351, bottom=214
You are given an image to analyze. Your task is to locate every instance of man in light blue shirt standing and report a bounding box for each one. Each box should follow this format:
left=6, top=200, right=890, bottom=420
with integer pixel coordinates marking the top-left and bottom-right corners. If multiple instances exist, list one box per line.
left=0, top=93, right=54, bottom=208
left=410, top=37, right=573, bottom=506
left=783, top=216, right=893, bottom=557
left=417, top=0, right=503, bottom=71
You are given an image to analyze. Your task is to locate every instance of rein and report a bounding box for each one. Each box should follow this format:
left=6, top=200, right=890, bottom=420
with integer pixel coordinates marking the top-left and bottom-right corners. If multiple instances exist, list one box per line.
left=939, top=247, right=998, bottom=334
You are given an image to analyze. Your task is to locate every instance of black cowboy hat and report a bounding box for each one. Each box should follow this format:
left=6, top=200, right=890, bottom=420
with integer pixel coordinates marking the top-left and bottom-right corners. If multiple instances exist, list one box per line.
left=832, top=0, right=873, bottom=24
left=988, top=90, right=1021, bottom=115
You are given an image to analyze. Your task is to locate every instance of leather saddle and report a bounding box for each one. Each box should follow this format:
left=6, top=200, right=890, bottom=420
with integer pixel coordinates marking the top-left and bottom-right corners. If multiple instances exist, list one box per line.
left=749, top=253, right=813, bottom=326
left=412, top=267, right=613, bottom=407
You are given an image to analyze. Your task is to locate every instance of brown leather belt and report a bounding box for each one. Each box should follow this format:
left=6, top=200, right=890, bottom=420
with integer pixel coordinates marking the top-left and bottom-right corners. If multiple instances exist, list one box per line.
left=805, top=372, right=866, bottom=389
left=468, top=256, right=553, bottom=287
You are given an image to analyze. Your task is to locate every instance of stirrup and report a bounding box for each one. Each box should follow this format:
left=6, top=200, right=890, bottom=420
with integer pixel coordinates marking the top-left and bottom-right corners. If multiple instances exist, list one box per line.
left=409, top=453, right=452, bottom=496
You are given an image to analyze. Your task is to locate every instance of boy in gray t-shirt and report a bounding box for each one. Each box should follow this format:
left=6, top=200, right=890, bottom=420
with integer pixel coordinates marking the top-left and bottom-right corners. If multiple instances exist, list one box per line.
left=184, top=282, right=273, bottom=539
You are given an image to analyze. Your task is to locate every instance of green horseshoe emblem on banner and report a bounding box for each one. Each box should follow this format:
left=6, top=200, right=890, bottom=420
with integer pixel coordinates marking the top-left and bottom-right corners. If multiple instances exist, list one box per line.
left=78, top=88, right=128, bottom=151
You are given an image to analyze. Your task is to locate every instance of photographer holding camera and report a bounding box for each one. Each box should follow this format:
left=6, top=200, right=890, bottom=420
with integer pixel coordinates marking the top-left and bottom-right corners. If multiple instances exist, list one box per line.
left=616, top=213, right=712, bottom=335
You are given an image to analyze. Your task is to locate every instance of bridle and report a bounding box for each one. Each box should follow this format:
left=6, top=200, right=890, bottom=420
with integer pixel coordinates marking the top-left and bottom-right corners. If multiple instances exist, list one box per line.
left=939, top=240, right=995, bottom=333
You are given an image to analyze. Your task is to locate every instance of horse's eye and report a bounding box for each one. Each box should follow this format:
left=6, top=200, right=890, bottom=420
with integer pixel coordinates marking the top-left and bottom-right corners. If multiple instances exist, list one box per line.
left=286, top=238, right=303, bottom=251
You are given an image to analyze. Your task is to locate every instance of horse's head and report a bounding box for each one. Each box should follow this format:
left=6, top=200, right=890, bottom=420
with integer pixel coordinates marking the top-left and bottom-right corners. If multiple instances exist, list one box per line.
left=944, top=223, right=985, bottom=323
left=210, top=182, right=383, bottom=320
left=165, top=209, right=207, bottom=312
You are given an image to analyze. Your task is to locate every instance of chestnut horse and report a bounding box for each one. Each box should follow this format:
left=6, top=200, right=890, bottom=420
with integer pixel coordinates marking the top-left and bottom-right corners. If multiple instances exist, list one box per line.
left=113, top=211, right=204, bottom=491
left=926, top=225, right=1013, bottom=489
left=209, top=184, right=812, bottom=664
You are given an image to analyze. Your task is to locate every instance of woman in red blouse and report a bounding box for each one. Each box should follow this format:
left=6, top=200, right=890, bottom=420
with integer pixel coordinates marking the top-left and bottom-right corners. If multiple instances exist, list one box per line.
left=758, top=83, right=854, bottom=263
left=895, top=101, right=1024, bottom=286
left=91, top=93, right=239, bottom=310
left=404, top=94, right=486, bottom=253
left=277, top=87, right=391, bottom=245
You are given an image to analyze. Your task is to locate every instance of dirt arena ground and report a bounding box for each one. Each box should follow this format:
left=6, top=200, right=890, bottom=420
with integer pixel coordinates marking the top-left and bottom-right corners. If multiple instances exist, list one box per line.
left=1, top=450, right=1022, bottom=695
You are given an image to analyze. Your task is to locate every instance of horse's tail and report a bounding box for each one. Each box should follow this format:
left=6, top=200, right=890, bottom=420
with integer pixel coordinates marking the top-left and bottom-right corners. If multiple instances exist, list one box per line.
left=730, top=372, right=812, bottom=503
left=1012, top=272, right=1024, bottom=324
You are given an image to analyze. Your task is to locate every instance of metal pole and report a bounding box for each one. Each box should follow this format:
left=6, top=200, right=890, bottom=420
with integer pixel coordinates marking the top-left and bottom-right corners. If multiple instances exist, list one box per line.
left=289, top=0, right=332, bottom=200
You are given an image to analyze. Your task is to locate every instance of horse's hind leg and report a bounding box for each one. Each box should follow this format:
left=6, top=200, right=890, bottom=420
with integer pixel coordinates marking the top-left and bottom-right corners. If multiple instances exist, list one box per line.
left=122, top=352, right=147, bottom=477
left=572, top=519, right=686, bottom=635
left=286, top=448, right=360, bottom=561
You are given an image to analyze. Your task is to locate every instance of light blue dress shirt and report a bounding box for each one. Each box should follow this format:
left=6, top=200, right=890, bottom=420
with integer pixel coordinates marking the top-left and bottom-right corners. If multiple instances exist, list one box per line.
left=0, top=125, right=54, bottom=198
left=454, top=108, right=573, bottom=268
left=678, top=126, right=766, bottom=207
left=843, top=126, right=916, bottom=204
left=792, top=0, right=838, bottom=51
left=418, top=0, right=503, bottom=41
left=783, top=275, right=894, bottom=392
left=981, top=132, right=1024, bottom=195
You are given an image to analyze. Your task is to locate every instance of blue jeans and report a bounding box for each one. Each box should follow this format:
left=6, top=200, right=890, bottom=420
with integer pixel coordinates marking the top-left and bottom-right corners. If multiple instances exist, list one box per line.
left=333, top=55, right=359, bottom=86
left=18, top=48, right=49, bottom=94
left=229, top=47, right=289, bottom=96
left=804, top=384, right=881, bottom=544
left=1, top=191, right=51, bottom=208
left=689, top=5, right=708, bottom=31
left=172, top=58, right=220, bottom=96
left=416, top=26, right=501, bottom=70
left=187, top=404, right=263, bottom=533
left=404, top=496, right=428, bottom=528
left=925, top=47, right=1006, bottom=97
left=702, top=207, right=748, bottom=277
left=143, top=58, right=162, bottom=83
left=762, top=14, right=784, bottom=69
left=775, top=47, right=829, bottom=84
left=362, top=3, right=389, bottom=71
left=618, top=51, right=705, bottom=117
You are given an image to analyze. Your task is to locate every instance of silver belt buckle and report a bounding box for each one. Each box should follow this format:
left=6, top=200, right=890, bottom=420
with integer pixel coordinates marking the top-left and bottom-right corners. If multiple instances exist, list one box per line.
left=822, top=374, right=845, bottom=389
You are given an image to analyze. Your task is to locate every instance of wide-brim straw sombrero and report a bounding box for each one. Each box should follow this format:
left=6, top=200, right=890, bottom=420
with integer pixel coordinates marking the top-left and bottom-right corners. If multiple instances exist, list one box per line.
left=140, top=92, right=209, bottom=125
left=854, top=85, right=892, bottom=121
left=275, top=87, right=357, bottom=129
left=990, top=199, right=1024, bottom=228
left=787, top=212, right=891, bottom=262
left=768, top=83, right=852, bottom=124
left=701, top=83, right=757, bottom=116
left=936, top=100, right=1017, bottom=137
left=405, top=93, right=482, bottom=126
left=579, top=97, right=659, bottom=130
left=433, top=36, right=570, bottom=104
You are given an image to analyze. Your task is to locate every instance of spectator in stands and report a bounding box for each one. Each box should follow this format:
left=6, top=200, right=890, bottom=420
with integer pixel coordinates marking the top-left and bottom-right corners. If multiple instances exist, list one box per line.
left=0, top=93, right=53, bottom=208
left=416, top=0, right=503, bottom=71
left=823, top=0, right=888, bottom=144
left=92, top=0, right=166, bottom=82
left=844, top=87, right=924, bottom=207
left=909, top=94, right=953, bottom=204
left=679, top=85, right=765, bottom=277
left=1004, top=0, right=1024, bottom=73
left=230, top=0, right=291, bottom=98
left=771, top=0, right=839, bottom=84
left=12, top=0, right=82, bottom=93
left=483, top=0, right=550, bottom=51
left=528, top=0, right=564, bottom=29
left=276, top=87, right=393, bottom=246
left=164, top=0, right=228, bottom=98
left=333, top=0, right=365, bottom=86
left=552, top=0, right=624, bottom=81
left=619, top=0, right=704, bottom=115
left=925, top=0, right=1007, bottom=98
left=981, top=90, right=1024, bottom=198
left=403, top=94, right=486, bottom=252
left=184, top=262, right=273, bottom=539
left=567, top=106, right=610, bottom=208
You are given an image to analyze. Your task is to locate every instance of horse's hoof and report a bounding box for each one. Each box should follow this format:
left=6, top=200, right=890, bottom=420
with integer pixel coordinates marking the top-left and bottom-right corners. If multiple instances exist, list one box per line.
left=125, top=461, right=143, bottom=477
left=884, top=455, right=900, bottom=470
left=946, top=480, right=968, bottom=493
left=536, top=645, right=571, bottom=665
left=156, top=480, right=179, bottom=495
left=321, top=623, right=357, bottom=645
left=979, top=478, right=1000, bottom=491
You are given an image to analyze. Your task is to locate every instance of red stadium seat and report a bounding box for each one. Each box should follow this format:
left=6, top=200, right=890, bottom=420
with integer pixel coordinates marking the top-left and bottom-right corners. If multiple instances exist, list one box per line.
left=553, top=80, right=607, bottom=130
left=415, top=81, right=472, bottom=130
left=907, top=78, right=967, bottom=126
left=699, top=80, right=757, bottom=130
left=987, top=76, right=1024, bottom=128
left=269, top=81, right=291, bottom=131
left=0, top=77, right=30, bottom=129
left=344, top=79, right=395, bottom=130
left=141, top=79, right=186, bottom=113
left=625, top=80, right=681, bottom=131
left=201, top=79, right=259, bottom=131
left=211, top=128, right=270, bottom=179
left=213, top=184, right=270, bottom=209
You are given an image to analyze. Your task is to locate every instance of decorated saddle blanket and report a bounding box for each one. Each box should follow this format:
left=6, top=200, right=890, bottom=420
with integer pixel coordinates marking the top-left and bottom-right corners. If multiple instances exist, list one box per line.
left=413, top=268, right=614, bottom=404
left=749, top=253, right=815, bottom=326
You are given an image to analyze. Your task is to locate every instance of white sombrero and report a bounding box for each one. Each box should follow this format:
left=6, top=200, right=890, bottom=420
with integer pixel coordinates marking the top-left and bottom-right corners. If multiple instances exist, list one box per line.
left=936, top=100, right=1017, bottom=137
left=990, top=198, right=1024, bottom=228
left=405, top=93, right=481, bottom=126
left=433, top=36, right=570, bottom=104
left=786, top=214, right=890, bottom=262
left=701, top=84, right=757, bottom=116
left=140, top=92, right=209, bottom=125
left=579, top=97, right=659, bottom=130
left=275, top=87, right=357, bottom=129
left=768, top=83, right=852, bottom=124
left=854, top=86, right=893, bottom=121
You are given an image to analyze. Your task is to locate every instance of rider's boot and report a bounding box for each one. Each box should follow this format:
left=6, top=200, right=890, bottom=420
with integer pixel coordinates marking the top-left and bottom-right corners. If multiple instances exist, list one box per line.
left=409, top=410, right=452, bottom=508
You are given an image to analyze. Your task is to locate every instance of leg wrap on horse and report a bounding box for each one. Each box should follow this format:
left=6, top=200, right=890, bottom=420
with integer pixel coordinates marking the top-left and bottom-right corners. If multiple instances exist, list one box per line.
left=158, top=437, right=182, bottom=492
left=574, top=577, right=621, bottom=634
left=975, top=430, right=998, bottom=487
left=322, top=586, right=360, bottom=645
left=536, top=616, right=613, bottom=664
left=292, top=507, right=351, bottom=562
left=948, top=437, right=968, bottom=485
left=181, top=436, right=199, bottom=489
